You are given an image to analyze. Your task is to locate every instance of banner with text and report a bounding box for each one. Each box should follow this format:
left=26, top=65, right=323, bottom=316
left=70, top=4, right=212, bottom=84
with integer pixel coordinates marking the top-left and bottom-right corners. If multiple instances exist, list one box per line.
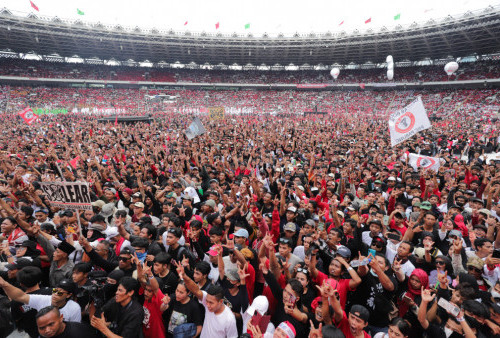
left=40, top=181, right=92, bottom=210
left=389, top=96, right=431, bottom=147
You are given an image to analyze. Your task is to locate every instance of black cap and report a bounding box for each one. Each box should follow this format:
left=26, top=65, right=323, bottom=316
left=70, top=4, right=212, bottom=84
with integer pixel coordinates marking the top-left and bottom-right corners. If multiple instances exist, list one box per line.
left=57, top=241, right=76, bottom=255
left=6, top=258, right=33, bottom=271
left=350, top=305, right=370, bottom=322
left=56, top=279, right=77, bottom=295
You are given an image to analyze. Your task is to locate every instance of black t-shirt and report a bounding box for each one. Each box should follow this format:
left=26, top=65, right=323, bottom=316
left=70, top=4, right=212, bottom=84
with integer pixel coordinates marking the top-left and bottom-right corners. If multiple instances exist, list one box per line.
left=163, top=297, right=203, bottom=338
left=49, top=321, right=100, bottom=338
left=220, top=277, right=249, bottom=315
left=11, top=287, right=52, bottom=338
left=350, top=271, right=397, bottom=327
left=101, top=298, right=144, bottom=338
left=155, top=270, right=178, bottom=296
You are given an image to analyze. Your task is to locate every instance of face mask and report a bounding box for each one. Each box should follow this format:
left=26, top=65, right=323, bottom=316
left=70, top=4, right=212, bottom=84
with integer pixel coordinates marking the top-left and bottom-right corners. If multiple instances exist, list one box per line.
left=464, top=315, right=481, bottom=329
left=136, top=252, right=147, bottom=262
left=491, top=290, right=500, bottom=300
left=370, top=268, right=378, bottom=277
left=444, top=327, right=463, bottom=338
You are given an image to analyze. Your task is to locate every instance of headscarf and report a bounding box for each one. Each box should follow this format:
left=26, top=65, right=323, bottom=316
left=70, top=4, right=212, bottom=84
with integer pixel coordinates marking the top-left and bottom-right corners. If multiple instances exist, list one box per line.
left=399, top=268, right=429, bottom=317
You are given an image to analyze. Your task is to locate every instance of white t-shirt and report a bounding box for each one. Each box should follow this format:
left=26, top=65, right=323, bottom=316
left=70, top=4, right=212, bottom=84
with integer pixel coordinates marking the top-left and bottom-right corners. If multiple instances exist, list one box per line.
left=199, top=291, right=238, bottom=338
left=28, top=295, right=81, bottom=322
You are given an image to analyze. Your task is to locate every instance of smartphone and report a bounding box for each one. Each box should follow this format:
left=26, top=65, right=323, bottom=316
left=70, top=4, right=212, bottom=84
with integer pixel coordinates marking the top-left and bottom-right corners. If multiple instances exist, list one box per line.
left=383, top=215, right=390, bottom=226
left=438, top=298, right=460, bottom=317
left=288, top=294, right=297, bottom=307
left=492, top=250, right=500, bottom=259
left=368, top=249, right=376, bottom=261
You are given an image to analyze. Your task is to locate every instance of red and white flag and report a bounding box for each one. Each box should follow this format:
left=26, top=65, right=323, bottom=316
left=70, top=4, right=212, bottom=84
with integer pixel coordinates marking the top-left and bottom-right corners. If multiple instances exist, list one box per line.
left=408, top=153, right=442, bottom=172
left=18, top=107, right=39, bottom=125
left=388, top=96, right=431, bottom=147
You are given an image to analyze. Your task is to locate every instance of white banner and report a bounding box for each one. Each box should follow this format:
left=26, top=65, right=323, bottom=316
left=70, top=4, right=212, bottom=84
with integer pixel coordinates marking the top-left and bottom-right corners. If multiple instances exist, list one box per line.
left=40, top=181, right=92, bottom=210
left=389, top=96, right=431, bottom=147
left=408, top=153, right=442, bottom=172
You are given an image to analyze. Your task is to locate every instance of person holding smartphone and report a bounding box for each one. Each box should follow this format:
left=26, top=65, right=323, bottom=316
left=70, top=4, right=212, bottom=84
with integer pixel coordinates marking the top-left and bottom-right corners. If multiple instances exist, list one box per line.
left=260, top=261, right=309, bottom=338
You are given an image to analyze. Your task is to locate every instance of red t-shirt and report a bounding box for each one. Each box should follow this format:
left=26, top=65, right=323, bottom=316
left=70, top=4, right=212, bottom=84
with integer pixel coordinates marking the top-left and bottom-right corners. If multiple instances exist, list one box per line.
left=313, top=271, right=354, bottom=308
left=142, top=289, right=166, bottom=338
left=337, top=312, right=371, bottom=338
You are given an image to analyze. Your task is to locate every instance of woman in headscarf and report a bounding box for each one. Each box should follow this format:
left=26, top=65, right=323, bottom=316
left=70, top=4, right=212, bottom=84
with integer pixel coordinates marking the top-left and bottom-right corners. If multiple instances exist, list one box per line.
left=397, top=268, right=429, bottom=338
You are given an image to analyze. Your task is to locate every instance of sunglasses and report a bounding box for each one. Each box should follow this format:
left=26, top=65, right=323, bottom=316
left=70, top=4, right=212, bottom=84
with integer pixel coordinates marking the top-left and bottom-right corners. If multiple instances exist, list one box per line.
left=296, top=267, right=309, bottom=275
left=436, top=261, right=445, bottom=265
left=279, top=238, right=291, bottom=244
left=118, top=256, right=131, bottom=262
left=467, top=266, right=482, bottom=273
left=371, top=242, right=383, bottom=249
left=52, top=288, right=67, bottom=296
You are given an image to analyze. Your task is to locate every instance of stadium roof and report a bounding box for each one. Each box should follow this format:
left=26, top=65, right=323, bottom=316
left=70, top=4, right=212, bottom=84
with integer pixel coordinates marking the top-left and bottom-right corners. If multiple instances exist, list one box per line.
left=0, top=6, right=499, bottom=67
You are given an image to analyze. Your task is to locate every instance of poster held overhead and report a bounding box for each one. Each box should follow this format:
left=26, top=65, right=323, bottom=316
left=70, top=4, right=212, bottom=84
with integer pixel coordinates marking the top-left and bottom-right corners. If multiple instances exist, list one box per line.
left=185, top=117, right=206, bottom=140
left=389, top=96, right=431, bottom=147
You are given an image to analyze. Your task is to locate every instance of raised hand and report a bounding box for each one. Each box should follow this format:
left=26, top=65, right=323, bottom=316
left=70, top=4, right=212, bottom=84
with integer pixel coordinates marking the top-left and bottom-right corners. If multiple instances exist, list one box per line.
left=421, top=287, right=436, bottom=303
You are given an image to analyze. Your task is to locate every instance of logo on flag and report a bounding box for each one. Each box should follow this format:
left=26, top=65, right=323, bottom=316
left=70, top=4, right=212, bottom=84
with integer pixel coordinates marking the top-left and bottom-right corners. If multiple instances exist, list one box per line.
left=408, top=153, right=442, bottom=172
left=394, top=112, right=415, bottom=133
left=18, top=107, right=39, bottom=125
left=389, top=96, right=431, bottom=147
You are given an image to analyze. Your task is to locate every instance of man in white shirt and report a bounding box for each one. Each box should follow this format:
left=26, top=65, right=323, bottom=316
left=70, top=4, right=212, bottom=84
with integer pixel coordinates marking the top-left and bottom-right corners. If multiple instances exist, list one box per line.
left=178, top=264, right=238, bottom=338
left=0, top=277, right=81, bottom=322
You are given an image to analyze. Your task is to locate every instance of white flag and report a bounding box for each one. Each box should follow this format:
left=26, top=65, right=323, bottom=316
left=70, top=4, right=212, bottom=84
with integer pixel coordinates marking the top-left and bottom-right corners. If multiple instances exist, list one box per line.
left=408, top=153, right=442, bottom=172
left=389, top=96, right=431, bottom=147
left=185, top=117, right=206, bottom=140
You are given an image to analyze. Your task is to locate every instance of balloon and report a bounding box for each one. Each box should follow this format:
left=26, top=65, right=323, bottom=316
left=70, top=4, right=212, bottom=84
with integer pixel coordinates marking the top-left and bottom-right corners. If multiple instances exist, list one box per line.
left=444, top=62, right=459, bottom=76
left=387, top=62, right=394, bottom=71
left=330, top=67, right=340, bottom=80
left=387, top=69, right=394, bottom=80
left=386, top=55, right=393, bottom=63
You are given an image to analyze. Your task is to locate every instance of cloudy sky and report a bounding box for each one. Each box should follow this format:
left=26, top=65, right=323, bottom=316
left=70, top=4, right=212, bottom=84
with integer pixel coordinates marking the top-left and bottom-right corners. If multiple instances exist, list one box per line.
left=2, top=0, right=499, bottom=36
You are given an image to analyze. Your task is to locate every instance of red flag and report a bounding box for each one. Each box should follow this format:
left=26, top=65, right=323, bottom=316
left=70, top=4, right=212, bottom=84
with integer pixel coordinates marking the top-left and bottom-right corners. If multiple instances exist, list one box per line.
left=69, top=156, right=80, bottom=169
left=30, top=0, right=39, bottom=11
left=365, top=18, right=371, bottom=24
left=359, top=83, right=365, bottom=89
left=338, top=20, right=344, bottom=26
left=18, top=107, right=39, bottom=125
left=184, top=21, right=188, bottom=25
left=215, top=22, right=220, bottom=29
left=114, top=114, right=118, bottom=126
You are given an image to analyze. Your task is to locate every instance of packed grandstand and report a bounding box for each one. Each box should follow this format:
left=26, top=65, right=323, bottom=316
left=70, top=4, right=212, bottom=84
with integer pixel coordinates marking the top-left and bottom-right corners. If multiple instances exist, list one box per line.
left=0, top=3, right=499, bottom=338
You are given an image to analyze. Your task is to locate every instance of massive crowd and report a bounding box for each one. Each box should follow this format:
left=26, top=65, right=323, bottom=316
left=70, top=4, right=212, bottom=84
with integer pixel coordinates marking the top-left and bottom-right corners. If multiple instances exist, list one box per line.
left=0, top=60, right=499, bottom=338
left=1, top=85, right=499, bottom=119
left=1, top=59, right=500, bottom=84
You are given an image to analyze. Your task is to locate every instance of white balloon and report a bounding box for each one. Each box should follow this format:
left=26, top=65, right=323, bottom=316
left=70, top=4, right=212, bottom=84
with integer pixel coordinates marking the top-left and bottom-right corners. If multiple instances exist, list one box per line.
left=386, top=55, right=393, bottom=63
left=330, top=67, right=340, bottom=79
left=387, top=62, right=394, bottom=71
left=444, top=62, right=459, bottom=76
left=387, top=69, right=394, bottom=80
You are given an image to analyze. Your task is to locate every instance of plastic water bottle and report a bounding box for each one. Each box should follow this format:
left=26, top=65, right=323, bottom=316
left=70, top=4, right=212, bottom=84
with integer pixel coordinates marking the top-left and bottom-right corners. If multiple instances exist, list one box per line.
left=350, top=258, right=370, bottom=267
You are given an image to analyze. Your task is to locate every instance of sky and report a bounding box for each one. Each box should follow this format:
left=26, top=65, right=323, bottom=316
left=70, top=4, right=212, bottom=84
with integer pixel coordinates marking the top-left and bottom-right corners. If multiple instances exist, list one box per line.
left=2, top=0, right=500, bottom=37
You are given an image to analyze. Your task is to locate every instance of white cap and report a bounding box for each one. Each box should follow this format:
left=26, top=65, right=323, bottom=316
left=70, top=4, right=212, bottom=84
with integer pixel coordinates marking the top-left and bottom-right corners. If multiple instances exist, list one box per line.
left=245, top=296, right=269, bottom=316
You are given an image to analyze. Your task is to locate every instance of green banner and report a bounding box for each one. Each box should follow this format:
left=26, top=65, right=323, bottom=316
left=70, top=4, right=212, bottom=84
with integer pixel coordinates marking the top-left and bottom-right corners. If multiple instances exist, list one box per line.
left=34, top=108, right=69, bottom=115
